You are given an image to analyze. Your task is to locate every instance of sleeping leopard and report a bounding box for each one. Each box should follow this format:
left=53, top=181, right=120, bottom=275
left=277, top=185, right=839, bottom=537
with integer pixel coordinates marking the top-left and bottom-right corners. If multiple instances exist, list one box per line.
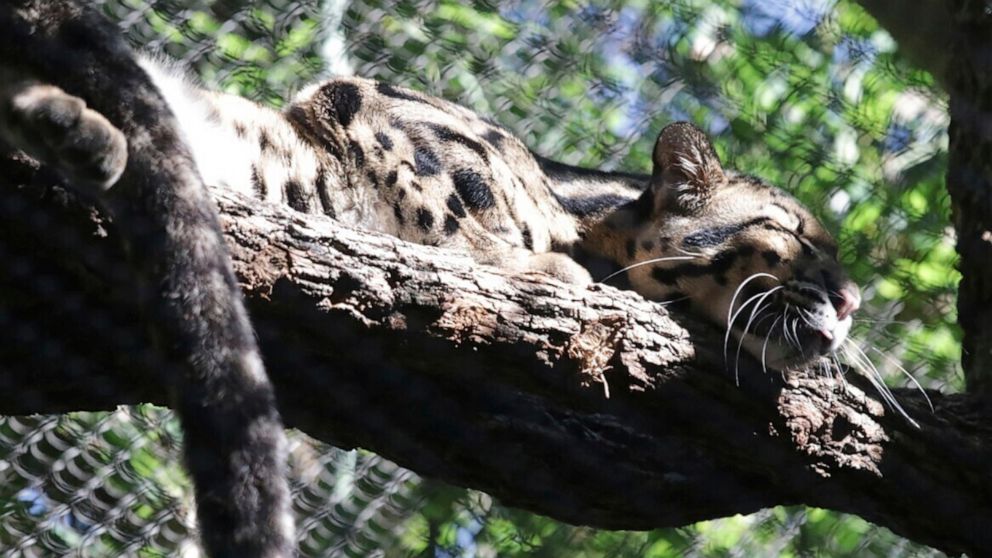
left=139, top=60, right=861, bottom=371
left=9, top=57, right=863, bottom=374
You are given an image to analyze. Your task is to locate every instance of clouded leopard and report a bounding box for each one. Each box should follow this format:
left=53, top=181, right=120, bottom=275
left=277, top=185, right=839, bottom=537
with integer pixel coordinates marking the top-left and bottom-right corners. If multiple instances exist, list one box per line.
left=142, top=61, right=861, bottom=372
left=0, top=2, right=861, bottom=556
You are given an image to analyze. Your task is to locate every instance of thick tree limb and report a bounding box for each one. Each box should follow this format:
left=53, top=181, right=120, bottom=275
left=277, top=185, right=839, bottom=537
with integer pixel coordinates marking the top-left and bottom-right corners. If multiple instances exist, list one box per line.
left=943, top=3, right=992, bottom=404
left=0, top=157, right=990, bottom=556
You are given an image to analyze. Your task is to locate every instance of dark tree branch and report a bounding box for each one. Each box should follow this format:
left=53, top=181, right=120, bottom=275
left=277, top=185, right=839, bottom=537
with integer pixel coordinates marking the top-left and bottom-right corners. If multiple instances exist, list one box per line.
left=943, top=3, right=992, bottom=403
left=0, top=154, right=990, bottom=556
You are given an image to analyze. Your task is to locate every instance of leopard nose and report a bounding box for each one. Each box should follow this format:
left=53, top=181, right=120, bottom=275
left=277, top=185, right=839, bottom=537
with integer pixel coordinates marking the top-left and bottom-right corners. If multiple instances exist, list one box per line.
left=834, top=286, right=861, bottom=320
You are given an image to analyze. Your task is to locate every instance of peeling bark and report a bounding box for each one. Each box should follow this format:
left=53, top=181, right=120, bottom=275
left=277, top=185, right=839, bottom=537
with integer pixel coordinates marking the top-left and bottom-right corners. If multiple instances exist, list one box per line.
left=0, top=155, right=990, bottom=556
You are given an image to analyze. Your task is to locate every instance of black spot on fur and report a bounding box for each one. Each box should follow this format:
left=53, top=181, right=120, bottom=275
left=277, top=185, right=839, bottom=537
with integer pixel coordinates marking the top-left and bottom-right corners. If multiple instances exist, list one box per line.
left=375, top=132, right=393, bottom=151
left=259, top=131, right=272, bottom=152
left=376, top=81, right=429, bottom=104
left=416, top=207, right=435, bottom=232
left=710, top=246, right=754, bottom=275
left=366, top=170, right=379, bottom=188
left=285, top=179, right=309, bottom=212
left=651, top=266, right=680, bottom=285
left=641, top=239, right=655, bottom=251
left=762, top=250, right=782, bottom=266
left=315, top=169, right=334, bottom=216
left=385, top=170, right=398, bottom=188
left=682, top=217, right=771, bottom=249
left=250, top=165, right=266, bottom=198
left=444, top=215, right=460, bottom=235
left=320, top=81, right=363, bottom=127
left=349, top=141, right=365, bottom=167
left=286, top=105, right=308, bottom=130
left=446, top=193, right=466, bottom=218
left=234, top=121, right=248, bottom=137
left=650, top=246, right=756, bottom=286
left=553, top=192, right=631, bottom=218
left=393, top=202, right=405, bottom=224
left=482, top=129, right=505, bottom=148
left=288, top=104, right=345, bottom=161
left=625, top=239, right=637, bottom=259
left=427, top=123, right=489, bottom=161
left=398, top=189, right=407, bottom=200
left=414, top=146, right=442, bottom=176
left=452, top=168, right=495, bottom=210
left=521, top=225, right=533, bottom=250
left=412, top=181, right=423, bottom=192
left=661, top=291, right=690, bottom=309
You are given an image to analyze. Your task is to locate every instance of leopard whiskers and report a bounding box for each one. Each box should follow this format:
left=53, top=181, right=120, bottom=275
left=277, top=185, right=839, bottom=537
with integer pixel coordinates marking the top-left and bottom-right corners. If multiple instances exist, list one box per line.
left=830, top=352, right=848, bottom=386
left=597, top=255, right=702, bottom=284
left=724, top=273, right=779, bottom=365
left=733, top=286, right=783, bottom=384
left=725, top=289, right=770, bottom=370
left=869, top=346, right=934, bottom=413
left=724, top=274, right=780, bottom=380
left=790, top=313, right=805, bottom=360
left=735, top=310, right=776, bottom=382
left=780, top=305, right=799, bottom=350
left=842, top=339, right=920, bottom=428
left=761, top=314, right=783, bottom=374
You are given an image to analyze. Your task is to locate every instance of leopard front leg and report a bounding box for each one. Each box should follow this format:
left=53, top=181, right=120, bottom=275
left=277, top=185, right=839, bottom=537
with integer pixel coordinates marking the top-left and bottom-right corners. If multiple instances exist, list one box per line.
left=0, top=77, right=127, bottom=196
left=473, top=244, right=591, bottom=285
left=519, top=250, right=593, bottom=285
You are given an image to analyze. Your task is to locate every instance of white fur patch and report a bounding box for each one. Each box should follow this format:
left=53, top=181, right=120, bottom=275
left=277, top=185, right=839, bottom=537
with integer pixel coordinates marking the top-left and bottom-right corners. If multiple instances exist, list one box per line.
left=140, top=57, right=261, bottom=196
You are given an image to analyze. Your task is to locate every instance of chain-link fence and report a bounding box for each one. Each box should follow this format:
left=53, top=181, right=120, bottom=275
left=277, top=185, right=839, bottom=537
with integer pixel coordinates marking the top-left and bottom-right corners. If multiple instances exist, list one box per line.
left=0, top=0, right=954, bottom=556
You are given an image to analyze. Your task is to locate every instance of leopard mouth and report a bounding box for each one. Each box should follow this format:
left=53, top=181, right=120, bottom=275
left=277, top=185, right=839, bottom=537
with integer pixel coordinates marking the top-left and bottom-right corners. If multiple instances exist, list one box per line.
left=726, top=281, right=859, bottom=371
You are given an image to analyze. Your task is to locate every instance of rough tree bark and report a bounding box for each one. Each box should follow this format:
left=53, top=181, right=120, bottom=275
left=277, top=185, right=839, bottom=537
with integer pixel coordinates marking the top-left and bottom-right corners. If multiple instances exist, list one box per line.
left=0, top=153, right=989, bottom=556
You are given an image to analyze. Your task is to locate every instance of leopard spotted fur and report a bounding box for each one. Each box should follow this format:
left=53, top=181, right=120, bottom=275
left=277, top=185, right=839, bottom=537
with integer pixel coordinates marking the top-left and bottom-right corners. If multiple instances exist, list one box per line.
left=147, top=63, right=862, bottom=371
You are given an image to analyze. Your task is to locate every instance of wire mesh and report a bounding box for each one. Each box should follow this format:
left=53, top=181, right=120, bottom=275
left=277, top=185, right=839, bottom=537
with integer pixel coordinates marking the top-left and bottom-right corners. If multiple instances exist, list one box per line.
left=0, top=0, right=954, bottom=556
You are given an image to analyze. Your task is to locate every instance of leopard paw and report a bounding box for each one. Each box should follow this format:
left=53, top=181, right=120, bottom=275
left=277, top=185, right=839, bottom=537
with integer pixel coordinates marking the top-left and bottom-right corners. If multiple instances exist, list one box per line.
left=2, top=82, right=127, bottom=195
left=524, top=252, right=593, bottom=286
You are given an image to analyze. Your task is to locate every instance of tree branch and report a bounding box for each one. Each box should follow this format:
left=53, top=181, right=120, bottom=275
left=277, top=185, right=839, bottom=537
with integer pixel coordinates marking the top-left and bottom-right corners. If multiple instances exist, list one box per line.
left=0, top=155, right=989, bottom=556
left=943, top=3, right=992, bottom=403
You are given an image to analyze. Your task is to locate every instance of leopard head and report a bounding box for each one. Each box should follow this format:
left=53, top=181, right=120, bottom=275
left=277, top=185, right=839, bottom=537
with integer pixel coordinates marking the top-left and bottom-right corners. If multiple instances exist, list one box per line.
left=615, top=122, right=860, bottom=370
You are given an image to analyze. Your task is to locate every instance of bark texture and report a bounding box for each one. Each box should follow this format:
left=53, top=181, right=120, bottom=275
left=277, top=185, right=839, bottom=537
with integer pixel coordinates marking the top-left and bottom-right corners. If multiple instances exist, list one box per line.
left=0, top=155, right=990, bottom=556
left=943, top=2, right=992, bottom=403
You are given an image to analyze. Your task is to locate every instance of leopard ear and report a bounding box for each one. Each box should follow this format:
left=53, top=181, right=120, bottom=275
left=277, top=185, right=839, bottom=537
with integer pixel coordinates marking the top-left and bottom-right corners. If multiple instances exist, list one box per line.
left=647, top=121, right=726, bottom=214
